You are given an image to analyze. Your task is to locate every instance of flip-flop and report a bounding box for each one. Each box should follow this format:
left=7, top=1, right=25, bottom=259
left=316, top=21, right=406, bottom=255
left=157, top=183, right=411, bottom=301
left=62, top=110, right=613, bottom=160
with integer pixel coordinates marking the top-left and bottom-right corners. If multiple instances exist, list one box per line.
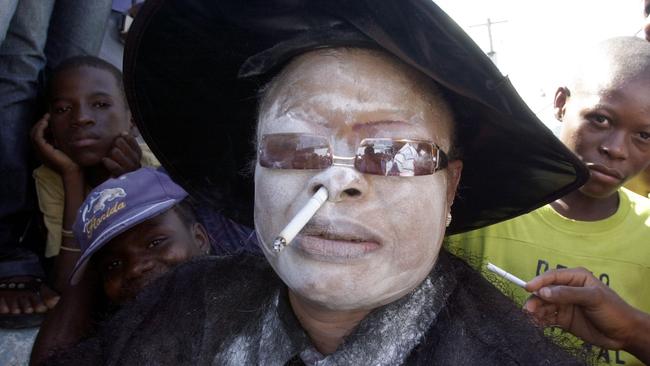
left=0, top=277, right=46, bottom=329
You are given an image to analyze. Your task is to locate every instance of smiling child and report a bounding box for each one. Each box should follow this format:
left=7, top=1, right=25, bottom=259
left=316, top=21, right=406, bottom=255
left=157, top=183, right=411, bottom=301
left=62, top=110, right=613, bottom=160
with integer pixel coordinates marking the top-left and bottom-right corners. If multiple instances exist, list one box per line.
left=30, top=168, right=210, bottom=364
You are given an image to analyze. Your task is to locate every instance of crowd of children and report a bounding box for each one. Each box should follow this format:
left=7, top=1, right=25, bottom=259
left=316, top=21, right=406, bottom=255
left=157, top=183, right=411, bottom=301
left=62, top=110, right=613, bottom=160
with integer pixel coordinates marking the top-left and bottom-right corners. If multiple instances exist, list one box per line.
left=0, top=0, right=649, bottom=365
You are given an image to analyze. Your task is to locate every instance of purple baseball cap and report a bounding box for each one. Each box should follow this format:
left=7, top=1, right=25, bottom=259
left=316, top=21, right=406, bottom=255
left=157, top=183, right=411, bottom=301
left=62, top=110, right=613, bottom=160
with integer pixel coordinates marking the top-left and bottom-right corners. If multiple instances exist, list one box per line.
left=70, top=167, right=188, bottom=284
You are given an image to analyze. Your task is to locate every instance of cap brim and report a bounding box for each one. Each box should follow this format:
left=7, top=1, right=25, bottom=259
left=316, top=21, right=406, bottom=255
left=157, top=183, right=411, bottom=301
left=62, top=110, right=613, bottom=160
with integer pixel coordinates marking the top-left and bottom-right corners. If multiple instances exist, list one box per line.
left=69, top=199, right=178, bottom=285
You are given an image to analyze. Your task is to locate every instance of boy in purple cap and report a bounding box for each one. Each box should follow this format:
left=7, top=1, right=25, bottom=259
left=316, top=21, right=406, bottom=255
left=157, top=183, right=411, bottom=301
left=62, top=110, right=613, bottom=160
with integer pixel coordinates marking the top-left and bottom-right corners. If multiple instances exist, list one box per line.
left=30, top=168, right=213, bottom=363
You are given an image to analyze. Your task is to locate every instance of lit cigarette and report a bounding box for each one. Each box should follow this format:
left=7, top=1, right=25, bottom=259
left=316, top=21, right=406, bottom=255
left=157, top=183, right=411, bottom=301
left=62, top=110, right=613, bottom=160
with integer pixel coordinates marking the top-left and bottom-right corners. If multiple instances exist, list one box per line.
left=486, top=262, right=527, bottom=288
left=273, top=186, right=328, bottom=252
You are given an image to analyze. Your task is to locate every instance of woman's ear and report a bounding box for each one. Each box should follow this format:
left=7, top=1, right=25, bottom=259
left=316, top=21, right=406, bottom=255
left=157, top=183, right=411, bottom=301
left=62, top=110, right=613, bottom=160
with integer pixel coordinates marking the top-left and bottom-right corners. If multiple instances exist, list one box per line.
left=554, top=87, right=570, bottom=122
left=191, top=222, right=210, bottom=254
left=445, top=160, right=463, bottom=206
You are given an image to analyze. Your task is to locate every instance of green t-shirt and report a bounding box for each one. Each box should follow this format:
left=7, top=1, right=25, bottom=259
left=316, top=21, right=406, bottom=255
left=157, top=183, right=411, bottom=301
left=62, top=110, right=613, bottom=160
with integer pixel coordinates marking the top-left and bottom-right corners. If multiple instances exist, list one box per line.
left=445, top=188, right=650, bottom=366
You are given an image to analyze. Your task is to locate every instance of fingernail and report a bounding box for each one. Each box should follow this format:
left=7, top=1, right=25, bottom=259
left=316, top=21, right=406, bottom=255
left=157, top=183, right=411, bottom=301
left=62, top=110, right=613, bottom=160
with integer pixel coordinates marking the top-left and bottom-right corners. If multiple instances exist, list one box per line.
left=540, top=287, right=551, bottom=298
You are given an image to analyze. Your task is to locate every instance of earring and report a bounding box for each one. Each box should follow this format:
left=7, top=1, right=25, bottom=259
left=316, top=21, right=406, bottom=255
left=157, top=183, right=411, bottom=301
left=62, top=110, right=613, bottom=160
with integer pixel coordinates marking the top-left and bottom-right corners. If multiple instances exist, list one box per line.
left=446, top=212, right=452, bottom=227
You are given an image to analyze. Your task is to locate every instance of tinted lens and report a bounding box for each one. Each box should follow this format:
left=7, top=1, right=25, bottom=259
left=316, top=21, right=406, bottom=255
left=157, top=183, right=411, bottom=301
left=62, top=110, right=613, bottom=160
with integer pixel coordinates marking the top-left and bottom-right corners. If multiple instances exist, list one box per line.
left=355, top=139, right=439, bottom=176
left=259, top=134, right=332, bottom=170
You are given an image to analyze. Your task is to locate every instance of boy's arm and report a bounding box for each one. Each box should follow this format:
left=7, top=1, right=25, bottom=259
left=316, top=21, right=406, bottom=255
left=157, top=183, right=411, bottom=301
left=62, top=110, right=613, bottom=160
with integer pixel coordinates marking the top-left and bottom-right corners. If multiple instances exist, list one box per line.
left=31, top=114, right=86, bottom=292
left=53, top=168, right=86, bottom=291
left=29, top=271, right=100, bottom=366
left=524, top=267, right=650, bottom=364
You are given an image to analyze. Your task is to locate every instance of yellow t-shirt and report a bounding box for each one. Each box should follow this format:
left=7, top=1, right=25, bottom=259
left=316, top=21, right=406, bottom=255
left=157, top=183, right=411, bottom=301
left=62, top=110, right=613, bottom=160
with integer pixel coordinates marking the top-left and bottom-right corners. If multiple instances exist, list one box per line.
left=33, top=142, right=160, bottom=257
left=624, top=169, right=650, bottom=198
left=445, top=188, right=650, bottom=366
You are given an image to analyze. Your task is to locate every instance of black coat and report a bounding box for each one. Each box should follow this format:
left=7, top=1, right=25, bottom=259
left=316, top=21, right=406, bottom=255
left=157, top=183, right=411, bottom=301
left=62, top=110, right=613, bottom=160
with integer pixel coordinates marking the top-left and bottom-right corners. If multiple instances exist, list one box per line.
left=49, top=251, right=584, bottom=365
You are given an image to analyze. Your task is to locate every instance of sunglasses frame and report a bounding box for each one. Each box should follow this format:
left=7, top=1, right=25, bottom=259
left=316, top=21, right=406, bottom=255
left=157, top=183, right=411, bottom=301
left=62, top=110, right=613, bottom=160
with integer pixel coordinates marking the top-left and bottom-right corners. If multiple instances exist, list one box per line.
left=258, top=133, right=449, bottom=176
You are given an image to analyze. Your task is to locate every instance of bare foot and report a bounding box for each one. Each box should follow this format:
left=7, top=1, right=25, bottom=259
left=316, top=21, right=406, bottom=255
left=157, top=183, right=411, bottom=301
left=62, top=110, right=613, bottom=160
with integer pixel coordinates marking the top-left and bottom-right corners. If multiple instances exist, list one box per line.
left=0, top=277, right=60, bottom=315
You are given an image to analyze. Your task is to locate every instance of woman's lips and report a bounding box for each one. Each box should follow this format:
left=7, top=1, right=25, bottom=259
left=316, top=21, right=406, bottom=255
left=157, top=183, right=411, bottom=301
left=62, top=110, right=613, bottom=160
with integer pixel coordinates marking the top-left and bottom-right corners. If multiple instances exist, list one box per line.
left=296, top=234, right=380, bottom=259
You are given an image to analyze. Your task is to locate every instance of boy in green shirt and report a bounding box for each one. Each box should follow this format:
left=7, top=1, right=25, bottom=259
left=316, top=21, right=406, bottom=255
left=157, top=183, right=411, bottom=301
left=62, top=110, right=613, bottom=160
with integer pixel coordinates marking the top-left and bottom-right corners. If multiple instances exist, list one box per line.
left=446, top=36, right=650, bottom=366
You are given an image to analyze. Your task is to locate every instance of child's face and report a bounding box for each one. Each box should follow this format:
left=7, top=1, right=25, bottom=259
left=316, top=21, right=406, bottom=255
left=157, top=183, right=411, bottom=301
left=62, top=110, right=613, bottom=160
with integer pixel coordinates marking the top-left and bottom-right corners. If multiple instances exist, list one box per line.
left=48, top=66, right=133, bottom=167
left=556, top=76, right=650, bottom=199
left=93, top=208, right=208, bottom=305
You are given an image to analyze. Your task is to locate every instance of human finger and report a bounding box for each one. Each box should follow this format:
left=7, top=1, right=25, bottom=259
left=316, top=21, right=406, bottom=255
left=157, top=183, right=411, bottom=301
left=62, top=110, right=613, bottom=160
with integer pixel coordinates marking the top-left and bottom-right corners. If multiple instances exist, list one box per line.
left=523, top=294, right=543, bottom=313
left=122, top=132, right=142, bottom=158
left=524, top=296, right=558, bottom=323
left=115, top=135, right=141, bottom=164
left=525, top=267, right=593, bottom=292
left=534, top=303, right=561, bottom=326
left=111, top=144, right=131, bottom=166
left=30, top=114, right=51, bottom=146
left=535, top=284, right=602, bottom=308
left=102, top=157, right=125, bottom=177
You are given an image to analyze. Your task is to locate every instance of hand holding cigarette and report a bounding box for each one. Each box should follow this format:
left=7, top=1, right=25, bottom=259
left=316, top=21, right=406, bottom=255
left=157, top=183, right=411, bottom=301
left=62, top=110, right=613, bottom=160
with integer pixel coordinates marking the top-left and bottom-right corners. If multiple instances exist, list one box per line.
left=487, top=263, right=650, bottom=362
left=523, top=267, right=650, bottom=362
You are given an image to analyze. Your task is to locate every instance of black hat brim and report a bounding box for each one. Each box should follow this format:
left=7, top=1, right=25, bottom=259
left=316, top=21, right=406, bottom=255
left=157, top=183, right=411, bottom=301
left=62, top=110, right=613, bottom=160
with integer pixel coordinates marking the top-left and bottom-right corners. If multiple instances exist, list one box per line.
left=124, top=0, right=588, bottom=234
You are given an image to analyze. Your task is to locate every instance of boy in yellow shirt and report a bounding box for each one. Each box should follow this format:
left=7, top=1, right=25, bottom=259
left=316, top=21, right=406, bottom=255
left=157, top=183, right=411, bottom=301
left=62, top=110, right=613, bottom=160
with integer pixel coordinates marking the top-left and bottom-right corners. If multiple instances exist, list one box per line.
left=29, top=56, right=158, bottom=308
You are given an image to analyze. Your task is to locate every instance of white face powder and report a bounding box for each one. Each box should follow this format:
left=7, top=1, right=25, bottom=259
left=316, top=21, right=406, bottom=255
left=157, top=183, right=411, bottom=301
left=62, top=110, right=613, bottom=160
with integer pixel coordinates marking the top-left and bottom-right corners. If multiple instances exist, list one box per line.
left=254, top=48, right=459, bottom=311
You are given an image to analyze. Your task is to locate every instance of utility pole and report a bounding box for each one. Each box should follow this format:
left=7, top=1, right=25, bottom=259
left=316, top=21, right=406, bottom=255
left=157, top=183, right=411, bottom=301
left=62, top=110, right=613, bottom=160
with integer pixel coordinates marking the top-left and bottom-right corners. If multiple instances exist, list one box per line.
left=470, top=18, right=507, bottom=62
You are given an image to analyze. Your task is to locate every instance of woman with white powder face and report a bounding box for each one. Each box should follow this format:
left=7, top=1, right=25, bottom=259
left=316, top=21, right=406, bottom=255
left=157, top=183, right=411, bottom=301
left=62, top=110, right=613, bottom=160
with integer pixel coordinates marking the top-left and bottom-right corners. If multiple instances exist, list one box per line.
left=254, top=48, right=462, bottom=316
left=81, top=0, right=594, bottom=364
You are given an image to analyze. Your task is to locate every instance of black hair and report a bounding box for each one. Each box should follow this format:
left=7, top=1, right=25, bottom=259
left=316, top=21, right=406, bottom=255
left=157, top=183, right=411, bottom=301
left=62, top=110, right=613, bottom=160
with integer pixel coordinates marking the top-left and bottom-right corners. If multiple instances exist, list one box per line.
left=172, top=198, right=201, bottom=228
left=48, top=55, right=126, bottom=104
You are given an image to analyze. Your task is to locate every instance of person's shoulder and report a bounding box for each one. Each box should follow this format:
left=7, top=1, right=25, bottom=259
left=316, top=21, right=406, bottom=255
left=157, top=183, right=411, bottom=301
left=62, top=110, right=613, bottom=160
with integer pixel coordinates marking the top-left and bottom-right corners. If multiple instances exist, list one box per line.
left=621, top=187, right=650, bottom=215
left=33, top=164, right=62, bottom=184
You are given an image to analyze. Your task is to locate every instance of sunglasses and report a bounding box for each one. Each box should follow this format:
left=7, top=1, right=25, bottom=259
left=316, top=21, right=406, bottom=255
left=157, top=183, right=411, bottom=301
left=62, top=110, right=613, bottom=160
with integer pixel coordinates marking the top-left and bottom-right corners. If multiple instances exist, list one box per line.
left=258, top=133, right=448, bottom=177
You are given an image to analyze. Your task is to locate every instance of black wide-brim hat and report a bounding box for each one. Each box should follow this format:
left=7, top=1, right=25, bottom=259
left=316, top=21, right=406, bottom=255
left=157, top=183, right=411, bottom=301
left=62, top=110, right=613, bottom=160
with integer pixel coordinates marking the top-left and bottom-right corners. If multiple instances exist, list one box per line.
left=124, top=0, right=588, bottom=234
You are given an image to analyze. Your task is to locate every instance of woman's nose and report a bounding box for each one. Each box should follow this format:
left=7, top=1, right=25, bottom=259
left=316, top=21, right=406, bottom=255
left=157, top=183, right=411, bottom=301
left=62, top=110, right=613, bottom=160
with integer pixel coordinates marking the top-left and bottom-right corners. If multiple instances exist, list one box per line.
left=307, top=165, right=368, bottom=203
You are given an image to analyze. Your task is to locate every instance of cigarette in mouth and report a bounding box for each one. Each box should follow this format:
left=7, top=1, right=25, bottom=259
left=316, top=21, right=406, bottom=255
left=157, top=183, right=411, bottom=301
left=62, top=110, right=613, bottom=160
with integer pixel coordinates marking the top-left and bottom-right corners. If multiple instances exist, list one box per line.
left=486, top=262, right=527, bottom=288
left=273, top=186, right=328, bottom=252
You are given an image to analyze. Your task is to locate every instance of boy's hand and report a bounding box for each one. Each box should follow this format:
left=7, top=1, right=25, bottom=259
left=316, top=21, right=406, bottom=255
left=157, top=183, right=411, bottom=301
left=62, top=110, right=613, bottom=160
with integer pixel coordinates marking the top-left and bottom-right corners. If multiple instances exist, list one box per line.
left=523, top=267, right=638, bottom=351
left=102, top=132, right=142, bottom=177
left=30, top=114, right=80, bottom=175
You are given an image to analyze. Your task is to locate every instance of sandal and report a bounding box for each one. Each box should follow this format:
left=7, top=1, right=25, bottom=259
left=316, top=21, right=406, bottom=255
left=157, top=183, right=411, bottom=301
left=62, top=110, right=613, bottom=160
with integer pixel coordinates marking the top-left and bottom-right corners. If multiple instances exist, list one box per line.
left=0, top=277, right=50, bottom=329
